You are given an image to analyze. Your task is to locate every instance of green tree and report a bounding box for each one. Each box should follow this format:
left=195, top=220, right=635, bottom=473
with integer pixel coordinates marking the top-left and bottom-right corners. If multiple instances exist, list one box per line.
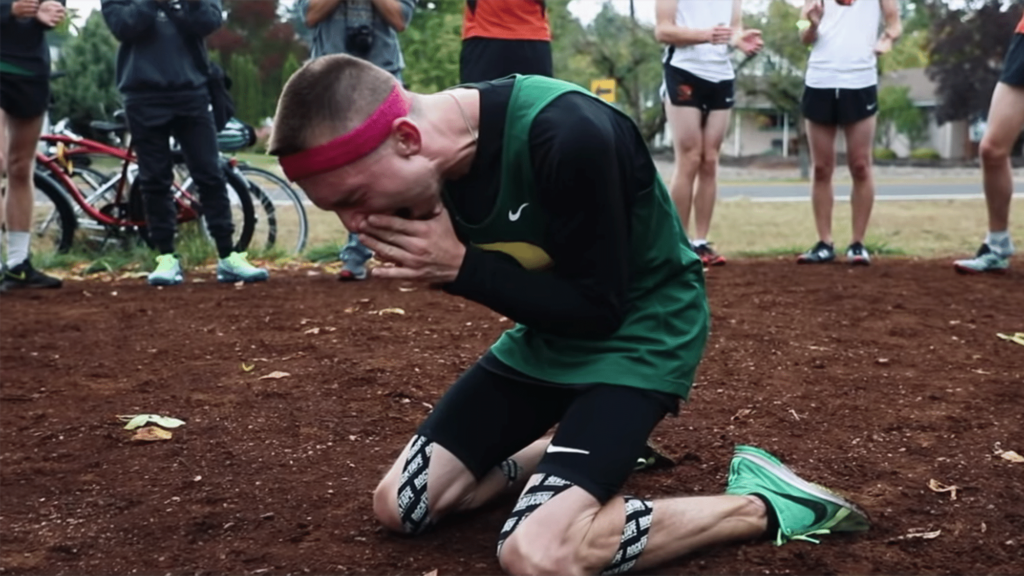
left=51, top=12, right=121, bottom=137
left=576, top=4, right=664, bottom=143
left=876, top=85, right=927, bottom=150
left=879, top=28, right=929, bottom=73
left=400, top=0, right=464, bottom=93
left=926, top=0, right=1024, bottom=122
left=228, top=53, right=263, bottom=125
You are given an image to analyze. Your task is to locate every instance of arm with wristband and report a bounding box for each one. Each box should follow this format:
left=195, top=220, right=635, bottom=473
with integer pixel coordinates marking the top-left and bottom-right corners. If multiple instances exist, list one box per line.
left=873, top=0, right=902, bottom=55
left=797, top=0, right=822, bottom=45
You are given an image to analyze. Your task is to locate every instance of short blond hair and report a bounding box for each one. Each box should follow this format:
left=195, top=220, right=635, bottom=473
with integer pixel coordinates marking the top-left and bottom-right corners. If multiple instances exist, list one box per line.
left=268, top=54, right=398, bottom=156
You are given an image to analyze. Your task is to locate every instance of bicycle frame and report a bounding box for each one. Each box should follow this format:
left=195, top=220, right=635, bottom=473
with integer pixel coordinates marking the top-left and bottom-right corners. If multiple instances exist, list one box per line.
left=36, top=133, right=200, bottom=228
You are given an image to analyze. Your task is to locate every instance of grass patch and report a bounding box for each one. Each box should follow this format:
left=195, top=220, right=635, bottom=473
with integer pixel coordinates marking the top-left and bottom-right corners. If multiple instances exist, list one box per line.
left=303, top=241, right=346, bottom=263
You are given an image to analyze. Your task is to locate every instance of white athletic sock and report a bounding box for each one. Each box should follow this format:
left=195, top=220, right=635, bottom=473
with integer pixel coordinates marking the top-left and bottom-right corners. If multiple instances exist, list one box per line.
left=691, top=238, right=708, bottom=247
left=5, top=231, right=30, bottom=268
left=986, top=230, right=1014, bottom=257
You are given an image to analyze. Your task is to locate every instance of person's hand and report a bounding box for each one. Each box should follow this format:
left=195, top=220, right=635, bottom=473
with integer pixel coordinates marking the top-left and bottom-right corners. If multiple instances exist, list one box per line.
left=708, top=25, right=733, bottom=45
left=34, top=0, right=65, bottom=27
left=802, top=0, right=823, bottom=27
left=12, top=0, right=39, bottom=18
left=735, top=29, right=764, bottom=56
left=358, top=209, right=467, bottom=283
left=873, top=34, right=894, bottom=55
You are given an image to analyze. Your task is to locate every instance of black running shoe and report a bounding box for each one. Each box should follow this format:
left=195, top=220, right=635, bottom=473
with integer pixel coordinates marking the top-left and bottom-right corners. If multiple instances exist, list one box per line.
left=846, top=242, right=871, bottom=266
left=634, top=440, right=677, bottom=472
left=797, top=241, right=835, bottom=264
left=1, top=260, right=63, bottom=289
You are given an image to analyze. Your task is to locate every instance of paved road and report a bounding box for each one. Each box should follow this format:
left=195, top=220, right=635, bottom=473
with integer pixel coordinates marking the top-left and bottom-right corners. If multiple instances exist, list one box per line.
left=715, top=180, right=1000, bottom=202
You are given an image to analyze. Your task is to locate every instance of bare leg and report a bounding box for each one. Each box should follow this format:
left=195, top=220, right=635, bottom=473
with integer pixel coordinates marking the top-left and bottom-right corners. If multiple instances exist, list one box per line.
left=1, top=112, right=44, bottom=234
left=499, top=481, right=767, bottom=575
left=372, top=437, right=550, bottom=533
left=692, top=109, right=731, bottom=241
left=806, top=120, right=838, bottom=244
left=980, top=82, right=1024, bottom=233
left=843, top=114, right=877, bottom=245
left=664, top=102, right=704, bottom=237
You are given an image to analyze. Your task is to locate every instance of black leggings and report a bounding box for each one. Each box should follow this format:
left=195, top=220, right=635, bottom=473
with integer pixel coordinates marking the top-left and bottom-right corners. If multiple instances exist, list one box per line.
left=417, top=353, right=677, bottom=503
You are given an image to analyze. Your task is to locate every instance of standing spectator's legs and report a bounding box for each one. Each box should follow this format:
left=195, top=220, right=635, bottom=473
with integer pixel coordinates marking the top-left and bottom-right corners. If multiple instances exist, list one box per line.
left=692, top=109, right=730, bottom=243
left=843, top=114, right=876, bottom=246
left=0, top=108, right=60, bottom=289
left=979, top=82, right=1024, bottom=236
left=128, top=115, right=178, bottom=256
left=172, top=111, right=234, bottom=259
left=954, top=41, right=1024, bottom=274
left=1, top=110, right=44, bottom=264
left=806, top=120, right=838, bottom=247
left=664, top=103, right=703, bottom=237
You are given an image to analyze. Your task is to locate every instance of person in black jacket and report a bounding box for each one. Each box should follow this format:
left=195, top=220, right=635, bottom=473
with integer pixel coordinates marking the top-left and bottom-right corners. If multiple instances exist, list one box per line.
left=101, top=0, right=268, bottom=286
left=0, top=0, right=66, bottom=291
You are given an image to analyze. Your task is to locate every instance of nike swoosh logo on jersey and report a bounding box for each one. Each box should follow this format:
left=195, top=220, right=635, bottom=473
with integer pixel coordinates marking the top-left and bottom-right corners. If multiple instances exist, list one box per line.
left=866, top=102, right=877, bottom=111
left=546, top=445, right=590, bottom=455
left=509, top=203, right=529, bottom=221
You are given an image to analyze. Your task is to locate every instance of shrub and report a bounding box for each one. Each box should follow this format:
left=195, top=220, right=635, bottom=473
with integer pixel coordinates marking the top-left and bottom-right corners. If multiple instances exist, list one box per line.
left=874, top=147, right=898, bottom=160
left=910, top=148, right=941, bottom=160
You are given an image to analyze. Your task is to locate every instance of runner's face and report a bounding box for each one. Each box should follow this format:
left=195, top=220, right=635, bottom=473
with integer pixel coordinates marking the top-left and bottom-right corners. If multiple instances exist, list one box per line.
left=296, top=147, right=444, bottom=232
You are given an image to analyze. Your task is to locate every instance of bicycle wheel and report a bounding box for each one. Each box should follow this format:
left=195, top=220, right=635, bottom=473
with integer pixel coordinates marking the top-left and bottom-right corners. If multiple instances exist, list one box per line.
left=30, top=170, right=77, bottom=254
left=235, top=164, right=309, bottom=255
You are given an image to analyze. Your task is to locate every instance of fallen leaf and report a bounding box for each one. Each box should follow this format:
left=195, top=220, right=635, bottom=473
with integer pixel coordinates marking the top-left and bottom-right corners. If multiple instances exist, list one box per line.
left=399, top=286, right=416, bottom=292
left=893, top=529, right=941, bottom=541
left=379, top=308, right=406, bottom=315
left=123, top=414, right=149, bottom=430
left=999, top=450, right=1024, bottom=463
left=996, top=333, right=1024, bottom=347
left=304, top=327, right=321, bottom=335
left=876, top=358, right=890, bottom=365
left=131, top=426, right=172, bottom=442
left=242, top=363, right=255, bottom=372
left=343, top=307, right=356, bottom=313
left=150, top=416, right=185, bottom=429
left=928, top=479, right=959, bottom=500
left=259, top=371, right=291, bottom=380
left=423, top=571, right=438, bottom=576
left=731, top=408, right=753, bottom=421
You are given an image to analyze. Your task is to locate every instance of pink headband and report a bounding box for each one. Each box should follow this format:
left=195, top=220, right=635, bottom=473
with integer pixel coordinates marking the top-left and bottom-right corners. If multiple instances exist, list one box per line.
left=279, top=84, right=411, bottom=181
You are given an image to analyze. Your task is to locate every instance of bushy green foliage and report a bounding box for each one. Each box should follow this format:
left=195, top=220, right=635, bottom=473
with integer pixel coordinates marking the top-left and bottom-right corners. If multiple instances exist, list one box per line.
left=51, top=12, right=122, bottom=137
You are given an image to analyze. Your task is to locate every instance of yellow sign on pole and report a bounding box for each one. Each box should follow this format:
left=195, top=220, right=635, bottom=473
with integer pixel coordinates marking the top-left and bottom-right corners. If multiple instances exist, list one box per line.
left=590, top=78, right=616, bottom=103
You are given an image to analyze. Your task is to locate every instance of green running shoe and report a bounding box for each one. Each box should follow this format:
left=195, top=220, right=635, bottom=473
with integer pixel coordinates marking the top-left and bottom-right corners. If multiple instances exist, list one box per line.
left=725, top=445, right=870, bottom=545
left=217, top=251, right=269, bottom=283
left=148, top=254, right=184, bottom=286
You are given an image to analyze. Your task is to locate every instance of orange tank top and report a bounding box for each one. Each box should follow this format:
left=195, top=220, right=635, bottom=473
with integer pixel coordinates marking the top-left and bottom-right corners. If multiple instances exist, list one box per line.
left=462, top=0, right=551, bottom=41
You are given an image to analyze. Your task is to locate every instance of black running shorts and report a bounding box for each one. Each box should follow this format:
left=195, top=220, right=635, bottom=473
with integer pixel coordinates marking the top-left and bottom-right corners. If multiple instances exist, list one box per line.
left=801, top=84, right=878, bottom=126
left=416, top=352, right=677, bottom=503
left=459, top=38, right=553, bottom=84
left=662, top=63, right=735, bottom=112
left=0, top=73, right=49, bottom=119
left=1000, top=34, right=1024, bottom=88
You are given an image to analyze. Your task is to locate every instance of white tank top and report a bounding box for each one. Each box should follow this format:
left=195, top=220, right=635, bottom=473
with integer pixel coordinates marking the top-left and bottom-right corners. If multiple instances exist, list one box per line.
left=664, top=0, right=735, bottom=83
left=805, top=0, right=881, bottom=89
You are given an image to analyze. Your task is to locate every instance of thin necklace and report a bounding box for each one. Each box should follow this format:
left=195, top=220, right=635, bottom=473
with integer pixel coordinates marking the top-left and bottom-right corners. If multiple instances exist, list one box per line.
left=446, top=91, right=478, bottom=143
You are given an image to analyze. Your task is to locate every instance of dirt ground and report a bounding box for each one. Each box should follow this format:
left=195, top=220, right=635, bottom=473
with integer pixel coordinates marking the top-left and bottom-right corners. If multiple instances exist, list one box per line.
left=2, top=260, right=1022, bottom=576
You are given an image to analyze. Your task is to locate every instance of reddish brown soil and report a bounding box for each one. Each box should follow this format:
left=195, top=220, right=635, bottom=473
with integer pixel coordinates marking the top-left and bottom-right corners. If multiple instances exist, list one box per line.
left=2, top=260, right=1023, bottom=576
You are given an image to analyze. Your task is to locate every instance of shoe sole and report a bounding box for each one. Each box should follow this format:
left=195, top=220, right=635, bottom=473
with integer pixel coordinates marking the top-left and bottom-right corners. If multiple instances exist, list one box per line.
left=954, top=264, right=1008, bottom=275
left=148, top=277, right=183, bottom=286
left=734, top=451, right=870, bottom=532
left=217, top=274, right=268, bottom=283
left=338, top=270, right=368, bottom=281
left=796, top=258, right=835, bottom=264
left=848, top=257, right=871, bottom=266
